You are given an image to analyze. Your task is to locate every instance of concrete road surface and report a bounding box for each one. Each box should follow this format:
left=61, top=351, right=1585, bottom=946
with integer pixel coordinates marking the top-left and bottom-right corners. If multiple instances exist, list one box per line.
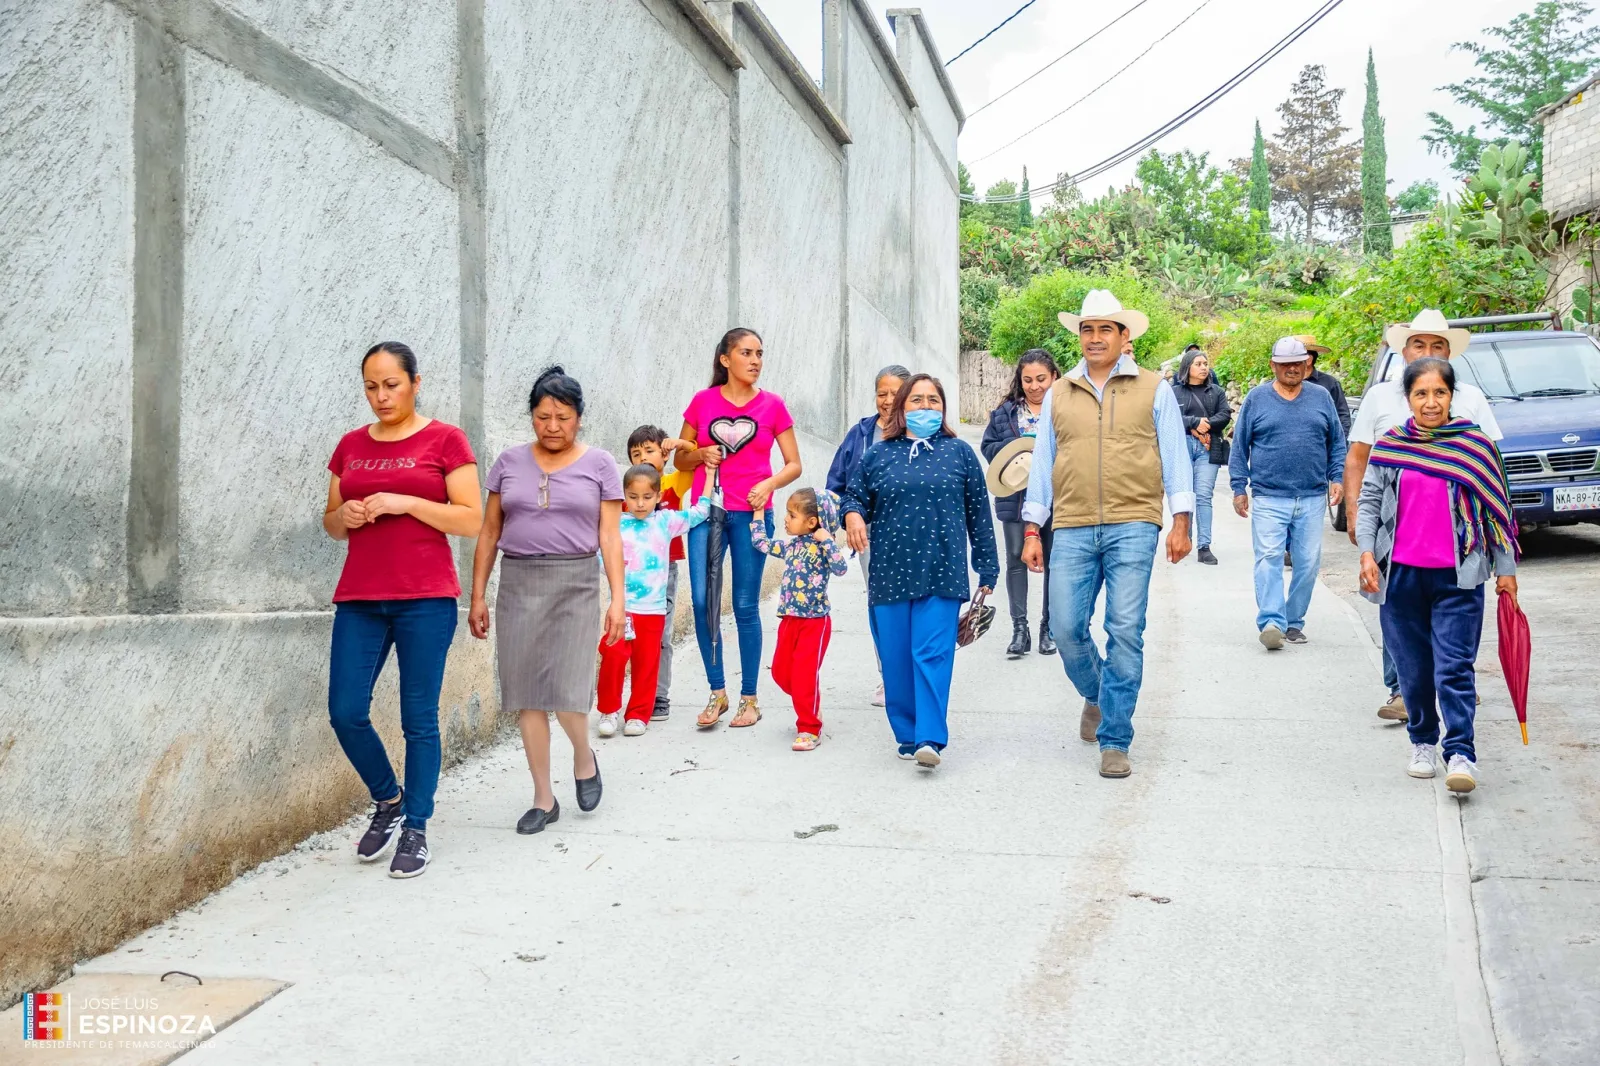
left=74, top=483, right=1577, bottom=1065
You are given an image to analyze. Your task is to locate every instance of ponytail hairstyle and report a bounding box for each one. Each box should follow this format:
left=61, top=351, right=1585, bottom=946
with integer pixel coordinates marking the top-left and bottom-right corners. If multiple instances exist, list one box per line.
left=529, top=365, right=584, bottom=415
left=710, top=328, right=763, bottom=387
left=787, top=487, right=821, bottom=532
left=362, top=341, right=418, bottom=380
left=1005, top=348, right=1059, bottom=405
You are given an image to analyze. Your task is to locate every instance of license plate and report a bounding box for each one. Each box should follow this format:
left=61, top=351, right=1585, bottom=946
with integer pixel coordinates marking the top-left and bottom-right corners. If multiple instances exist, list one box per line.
left=1554, top=485, right=1600, bottom=511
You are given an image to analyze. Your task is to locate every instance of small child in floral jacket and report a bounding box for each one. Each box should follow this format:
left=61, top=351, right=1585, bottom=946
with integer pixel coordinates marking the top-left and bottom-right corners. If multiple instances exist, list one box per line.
left=750, top=488, right=849, bottom=750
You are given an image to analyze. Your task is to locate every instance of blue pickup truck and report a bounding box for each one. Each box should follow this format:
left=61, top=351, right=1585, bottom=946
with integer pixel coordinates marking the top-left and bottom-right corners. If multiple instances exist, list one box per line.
left=1349, top=313, right=1600, bottom=532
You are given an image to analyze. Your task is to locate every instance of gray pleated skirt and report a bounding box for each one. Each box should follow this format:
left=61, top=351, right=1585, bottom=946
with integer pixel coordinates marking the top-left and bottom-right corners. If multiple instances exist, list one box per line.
left=496, top=553, right=601, bottom=714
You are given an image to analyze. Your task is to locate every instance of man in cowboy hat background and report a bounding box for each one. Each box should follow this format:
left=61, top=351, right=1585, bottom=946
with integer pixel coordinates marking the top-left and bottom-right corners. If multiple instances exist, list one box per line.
left=1229, top=337, right=1346, bottom=650
left=1019, top=289, right=1194, bottom=779
left=1342, top=309, right=1503, bottom=720
left=1297, top=335, right=1352, bottom=438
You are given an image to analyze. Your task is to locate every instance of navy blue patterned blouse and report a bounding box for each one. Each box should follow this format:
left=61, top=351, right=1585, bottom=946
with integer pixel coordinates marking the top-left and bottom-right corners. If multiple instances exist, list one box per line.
left=841, top=434, right=1000, bottom=606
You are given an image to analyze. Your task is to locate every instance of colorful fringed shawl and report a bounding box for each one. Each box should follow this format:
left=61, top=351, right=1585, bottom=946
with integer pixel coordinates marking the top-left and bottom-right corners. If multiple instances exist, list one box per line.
left=1370, top=417, right=1520, bottom=562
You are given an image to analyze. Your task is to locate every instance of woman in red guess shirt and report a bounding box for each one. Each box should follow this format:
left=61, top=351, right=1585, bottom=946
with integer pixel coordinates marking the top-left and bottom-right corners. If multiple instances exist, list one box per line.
left=323, top=342, right=482, bottom=879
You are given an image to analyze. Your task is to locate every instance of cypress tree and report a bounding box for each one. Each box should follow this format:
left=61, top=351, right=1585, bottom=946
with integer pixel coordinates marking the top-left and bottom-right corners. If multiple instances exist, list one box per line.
left=1018, top=167, right=1033, bottom=228
left=1249, top=120, right=1271, bottom=234
left=1362, top=48, right=1393, bottom=255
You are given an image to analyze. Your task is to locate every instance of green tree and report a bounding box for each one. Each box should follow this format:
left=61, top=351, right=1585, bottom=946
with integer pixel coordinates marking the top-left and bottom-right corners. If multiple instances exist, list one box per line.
left=1135, top=149, right=1261, bottom=262
left=1425, top=1, right=1600, bottom=177
left=988, top=269, right=1177, bottom=367
left=958, top=161, right=977, bottom=220
left=1017, top=167, right=1033, bottom=228
left=1362, top=49, right=1393, bottom=256
left=1268, top=64, right=1363, bottom=249
left=973, top=177, right=1019, bottom=229
left=1395, top=179, right=1440, bottom=213
left=1249, top=119, right=1272, bottom=234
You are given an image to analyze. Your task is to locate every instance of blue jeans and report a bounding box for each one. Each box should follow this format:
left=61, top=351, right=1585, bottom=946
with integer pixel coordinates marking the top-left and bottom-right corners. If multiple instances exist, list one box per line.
left=872, top=596, right=961, bottom=750
left=328, top=598, right=458, bottom=830
left=688, top=510, right=774, bottom=696
left=1186, top=437, right=1220, bottom=549
left=1047, top=522, right=1159, bottom=752
left=1380, top=564, right=1484, bottom=762
left=1249, top=494, right=1325, bottom=632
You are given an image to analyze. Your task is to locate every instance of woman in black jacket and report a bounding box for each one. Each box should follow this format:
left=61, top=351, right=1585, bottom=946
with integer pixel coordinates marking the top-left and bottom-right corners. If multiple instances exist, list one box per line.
left=980, top=348, right=1058, bottom=658
left=1170, top=346, right=1232, bottom=564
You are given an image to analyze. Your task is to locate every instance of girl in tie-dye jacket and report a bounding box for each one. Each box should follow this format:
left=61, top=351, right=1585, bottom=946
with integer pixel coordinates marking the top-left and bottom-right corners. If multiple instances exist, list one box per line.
left=749, top=489, right=849, bottom=750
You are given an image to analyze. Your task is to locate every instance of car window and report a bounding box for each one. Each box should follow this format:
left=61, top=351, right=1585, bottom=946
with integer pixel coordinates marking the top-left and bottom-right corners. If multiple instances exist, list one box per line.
left=1454, top=344, right=1515, bottom=398
left=1487, top=337, right=1600, bottom=397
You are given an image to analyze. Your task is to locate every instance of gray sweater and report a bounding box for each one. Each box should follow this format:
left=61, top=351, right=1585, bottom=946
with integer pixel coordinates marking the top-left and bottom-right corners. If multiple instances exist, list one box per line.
left=1355, top=464, right=1516, bottom=605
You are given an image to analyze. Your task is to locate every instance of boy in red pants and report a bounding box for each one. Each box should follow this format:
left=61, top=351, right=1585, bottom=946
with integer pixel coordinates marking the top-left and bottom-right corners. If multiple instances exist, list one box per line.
left=751, top=489, right=849, bottom=750
left=597, top=465, right=712, bottom=737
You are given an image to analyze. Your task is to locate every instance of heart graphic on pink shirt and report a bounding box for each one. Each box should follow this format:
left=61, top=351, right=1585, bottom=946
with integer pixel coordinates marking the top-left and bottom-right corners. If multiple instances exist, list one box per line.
left=707, top=416, right=758, bottom=456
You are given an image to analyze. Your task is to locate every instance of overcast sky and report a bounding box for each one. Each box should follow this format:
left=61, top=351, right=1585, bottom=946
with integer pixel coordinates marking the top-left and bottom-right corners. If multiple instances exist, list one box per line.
left=759, top=0, right=1542, bottom=203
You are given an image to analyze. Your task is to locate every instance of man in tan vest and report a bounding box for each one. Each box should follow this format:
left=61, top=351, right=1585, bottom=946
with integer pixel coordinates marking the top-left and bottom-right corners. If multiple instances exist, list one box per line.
left=1019, top=290, right=1194, bottom=779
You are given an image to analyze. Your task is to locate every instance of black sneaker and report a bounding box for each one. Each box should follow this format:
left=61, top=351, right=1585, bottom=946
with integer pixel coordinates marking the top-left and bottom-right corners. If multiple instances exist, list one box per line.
left=389, top=828, right=430, bottom=878
left=651, top=700, right=670, bottom=722
left=1284, top=627, right=1308, bottom=644
left=1197, top=546, right=1218, bottom=565
left=356, top=794, right=404, bottom=862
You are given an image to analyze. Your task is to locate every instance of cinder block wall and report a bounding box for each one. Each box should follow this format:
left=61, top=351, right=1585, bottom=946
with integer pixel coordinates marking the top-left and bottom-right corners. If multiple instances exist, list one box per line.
left=0, top=0, right=962, bottom=1005
left=1541, top=87, right=1600, bottom=223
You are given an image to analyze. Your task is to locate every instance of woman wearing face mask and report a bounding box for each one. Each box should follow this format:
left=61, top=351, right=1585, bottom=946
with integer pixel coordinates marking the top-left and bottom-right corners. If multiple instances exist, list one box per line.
left=675, top=328, right=803, bottom=729
left=982, top=348, right=1060, bottom=658
left=825, top=364, right=910, bottom=705
left=1170, top=346, right=1231, bottom=565
left=842, top=374, right=999, bottom=768
left=1357, top=357, right=1519, bottom=795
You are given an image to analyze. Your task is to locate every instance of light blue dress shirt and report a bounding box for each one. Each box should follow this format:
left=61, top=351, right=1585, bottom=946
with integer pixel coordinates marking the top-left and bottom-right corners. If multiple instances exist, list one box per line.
left=1021, top=353, right=1196, bottom=527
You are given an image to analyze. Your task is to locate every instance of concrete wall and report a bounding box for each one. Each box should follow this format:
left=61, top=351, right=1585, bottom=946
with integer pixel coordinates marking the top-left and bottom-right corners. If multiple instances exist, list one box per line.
left=0, top=0, right=961, bottom=1005
left=1541, top=83, right=1600, bottom=223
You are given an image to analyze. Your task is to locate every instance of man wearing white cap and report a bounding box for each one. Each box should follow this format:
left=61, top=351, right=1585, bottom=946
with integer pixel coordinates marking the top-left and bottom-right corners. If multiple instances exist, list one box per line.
left=1343, top=310, right=1502, bottom=720
left=1019, top=290, right=1194, bottom=779
left=1229, top=337, right=1346, bottom=649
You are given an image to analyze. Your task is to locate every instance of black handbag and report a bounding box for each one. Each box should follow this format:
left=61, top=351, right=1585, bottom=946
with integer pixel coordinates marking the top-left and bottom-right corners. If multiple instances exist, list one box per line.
left=1209, top=435, right=1231, bottom=465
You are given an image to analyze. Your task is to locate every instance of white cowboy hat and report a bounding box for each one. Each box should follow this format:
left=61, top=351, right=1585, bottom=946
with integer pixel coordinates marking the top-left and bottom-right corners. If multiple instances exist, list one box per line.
left=1385, top=309, right=1472, bottom=357
left=985, top=437, right=1035, bottom=497
left=1058, top=289, right=1149, bottom=341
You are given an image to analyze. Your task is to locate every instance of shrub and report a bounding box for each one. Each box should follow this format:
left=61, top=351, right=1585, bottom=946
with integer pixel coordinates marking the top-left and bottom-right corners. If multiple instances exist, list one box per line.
left=959, top=268, right=1012, bottom=350
left=1312, top=221, right=1547, bottom=387
left=988, top=269, right=1177, bottom=369
left=1208, top=311, right=1314, bottom=388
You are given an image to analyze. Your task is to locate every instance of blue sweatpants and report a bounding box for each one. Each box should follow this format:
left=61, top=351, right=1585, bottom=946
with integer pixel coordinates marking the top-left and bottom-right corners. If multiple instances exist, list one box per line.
left=871, top=596, right=960, bottom=751
left=1380, top=563, right=1485, bottom=763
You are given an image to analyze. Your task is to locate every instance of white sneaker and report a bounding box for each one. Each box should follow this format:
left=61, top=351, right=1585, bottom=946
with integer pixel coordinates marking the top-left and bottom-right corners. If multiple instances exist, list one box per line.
left=872, top=681, right=885, bottom=707
left=1407, top=743, right=1436, bottom=779
left=914, top=744, right=941, bottom=768
left=597, top=713, right=620, bottom=738
left=1445, top=754, right=1477, bottom=793
left=1259, top=625, right=1285, bottom=650
left=623, top=718, right=646, bottom=737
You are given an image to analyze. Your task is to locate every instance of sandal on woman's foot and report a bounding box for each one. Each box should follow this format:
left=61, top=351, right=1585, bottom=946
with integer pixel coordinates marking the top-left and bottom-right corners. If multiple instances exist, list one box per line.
left=729, top=696, right=762, bottom=728
left=791, top=732, right=820, bottom=751
left=696, top=692, right=729, bottom=729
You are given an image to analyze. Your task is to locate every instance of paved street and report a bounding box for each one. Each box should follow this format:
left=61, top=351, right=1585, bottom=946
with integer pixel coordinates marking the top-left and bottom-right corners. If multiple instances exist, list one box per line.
left=69, top=470, right=1596, bottom=1065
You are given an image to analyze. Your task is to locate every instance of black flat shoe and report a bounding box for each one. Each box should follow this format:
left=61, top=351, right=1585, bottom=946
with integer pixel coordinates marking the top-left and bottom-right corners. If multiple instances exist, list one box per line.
left=516, top=800, right=559, bottom=835
left=1197, top=546, right=1217, bottom=565
left=1037, top=621, right=1056, bottom=656
left=575, top=754, right=602, bottom=812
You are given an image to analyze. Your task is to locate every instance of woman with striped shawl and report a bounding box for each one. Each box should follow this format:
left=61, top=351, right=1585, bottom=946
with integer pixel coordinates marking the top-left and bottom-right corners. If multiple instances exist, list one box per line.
left=1356, top=357, right=1520, bottom=794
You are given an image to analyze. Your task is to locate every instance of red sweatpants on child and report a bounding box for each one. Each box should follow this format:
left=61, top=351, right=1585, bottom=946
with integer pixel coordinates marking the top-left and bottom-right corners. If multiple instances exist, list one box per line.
left=771, top=615, right=832, bottom=735
left=597, top=613, right=667, bottom=723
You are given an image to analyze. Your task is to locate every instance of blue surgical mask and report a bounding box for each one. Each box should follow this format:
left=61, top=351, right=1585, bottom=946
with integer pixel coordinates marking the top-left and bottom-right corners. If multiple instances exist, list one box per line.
left=905, top=410, right=944, bottom=439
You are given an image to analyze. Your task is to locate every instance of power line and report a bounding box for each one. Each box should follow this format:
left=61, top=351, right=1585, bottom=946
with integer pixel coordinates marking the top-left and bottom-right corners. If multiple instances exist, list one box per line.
left=964, top=0, right=1347, bottom=201
left=966, top=0, right=1157, bottom=121
left=945, top=1, right=1040, bottom=66
left=970, top=0, right=1216, bottom=159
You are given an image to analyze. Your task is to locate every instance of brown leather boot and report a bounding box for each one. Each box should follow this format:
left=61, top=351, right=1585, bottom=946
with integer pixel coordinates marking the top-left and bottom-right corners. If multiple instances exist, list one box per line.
left=1079, top=701, right=1101, bottom=743
left=1100, top=749, right=1131, bottom=778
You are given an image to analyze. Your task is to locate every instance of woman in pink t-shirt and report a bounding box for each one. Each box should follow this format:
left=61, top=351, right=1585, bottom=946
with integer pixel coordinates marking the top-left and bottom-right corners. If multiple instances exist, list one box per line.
left=323, top=342, right=483, bottom=879
left=676, top=328, right=802, bottom=728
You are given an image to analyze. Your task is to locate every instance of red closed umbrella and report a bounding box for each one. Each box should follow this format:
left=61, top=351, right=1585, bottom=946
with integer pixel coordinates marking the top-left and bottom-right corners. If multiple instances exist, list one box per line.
left=1496, top=590, right=1531, bottom=745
